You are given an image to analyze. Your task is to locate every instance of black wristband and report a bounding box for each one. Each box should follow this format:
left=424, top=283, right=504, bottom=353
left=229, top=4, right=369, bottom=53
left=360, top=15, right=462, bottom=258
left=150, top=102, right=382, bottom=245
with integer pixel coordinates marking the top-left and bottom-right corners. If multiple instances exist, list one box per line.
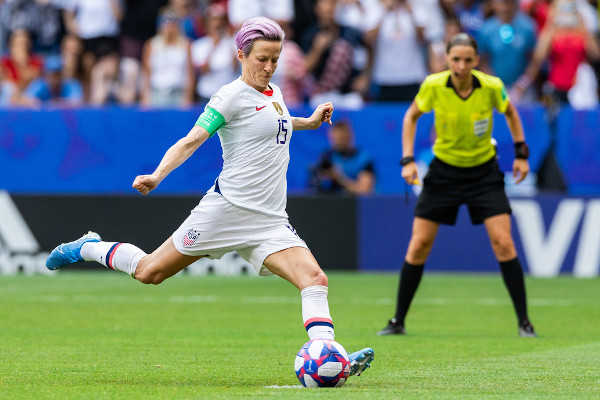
left=514, top=142, right=529, bottom=159
left=399, top=156, right=415, bottom=166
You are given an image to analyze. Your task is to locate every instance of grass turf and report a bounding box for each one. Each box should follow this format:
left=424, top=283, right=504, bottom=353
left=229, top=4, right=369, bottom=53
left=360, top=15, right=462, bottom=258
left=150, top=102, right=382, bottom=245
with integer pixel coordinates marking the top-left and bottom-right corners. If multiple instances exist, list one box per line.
left=0, top=271, right=598, bottom=399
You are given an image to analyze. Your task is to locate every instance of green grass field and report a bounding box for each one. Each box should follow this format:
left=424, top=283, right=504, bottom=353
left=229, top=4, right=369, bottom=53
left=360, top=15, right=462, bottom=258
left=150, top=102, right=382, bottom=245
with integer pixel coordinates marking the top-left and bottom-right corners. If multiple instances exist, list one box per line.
left=1, top=271, right=599, bottom=399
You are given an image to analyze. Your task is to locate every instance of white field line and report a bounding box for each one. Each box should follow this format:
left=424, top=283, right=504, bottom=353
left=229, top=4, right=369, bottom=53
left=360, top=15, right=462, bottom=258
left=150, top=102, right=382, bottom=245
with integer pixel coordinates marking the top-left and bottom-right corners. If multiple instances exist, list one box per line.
left=13, top=294, right=578, bottom=307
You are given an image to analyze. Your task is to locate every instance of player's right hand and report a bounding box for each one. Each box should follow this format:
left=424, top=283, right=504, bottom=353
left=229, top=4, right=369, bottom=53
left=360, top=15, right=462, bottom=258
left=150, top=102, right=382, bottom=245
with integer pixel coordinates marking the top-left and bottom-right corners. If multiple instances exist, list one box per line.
left=133, top=174, right=159, bottom=196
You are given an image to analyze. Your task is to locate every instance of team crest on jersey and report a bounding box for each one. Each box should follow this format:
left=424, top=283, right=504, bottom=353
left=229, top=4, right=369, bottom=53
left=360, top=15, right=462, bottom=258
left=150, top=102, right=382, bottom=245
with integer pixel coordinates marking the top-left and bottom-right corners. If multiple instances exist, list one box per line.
left=182, top=229, right=201, bottom=247
left=272, top=102, right=284, bottom=116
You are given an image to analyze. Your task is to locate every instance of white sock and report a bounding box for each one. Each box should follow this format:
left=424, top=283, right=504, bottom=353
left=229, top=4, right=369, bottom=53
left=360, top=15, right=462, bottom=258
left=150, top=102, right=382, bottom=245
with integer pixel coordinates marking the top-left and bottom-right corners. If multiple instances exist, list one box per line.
left=301, top=285, right=335, bottom=340
left=81, top=241, right=146, bottom=277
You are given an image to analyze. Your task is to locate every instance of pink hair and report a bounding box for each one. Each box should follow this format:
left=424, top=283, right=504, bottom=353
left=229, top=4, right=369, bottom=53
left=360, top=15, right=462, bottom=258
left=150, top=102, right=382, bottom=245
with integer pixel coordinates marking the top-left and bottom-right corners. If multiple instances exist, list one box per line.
left=235, top=17, right=285, bottom=56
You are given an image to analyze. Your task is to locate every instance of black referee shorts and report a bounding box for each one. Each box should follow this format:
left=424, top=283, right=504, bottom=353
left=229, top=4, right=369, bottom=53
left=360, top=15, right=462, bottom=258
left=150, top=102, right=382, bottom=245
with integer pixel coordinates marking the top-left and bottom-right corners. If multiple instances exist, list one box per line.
left=415, top=157, right=512, bottom=225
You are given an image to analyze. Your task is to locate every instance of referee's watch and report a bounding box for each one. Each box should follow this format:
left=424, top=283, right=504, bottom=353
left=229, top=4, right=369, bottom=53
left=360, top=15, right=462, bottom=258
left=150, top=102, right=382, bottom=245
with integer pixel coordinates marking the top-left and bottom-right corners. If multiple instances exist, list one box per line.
left=399, top=156, right=415, bottom=166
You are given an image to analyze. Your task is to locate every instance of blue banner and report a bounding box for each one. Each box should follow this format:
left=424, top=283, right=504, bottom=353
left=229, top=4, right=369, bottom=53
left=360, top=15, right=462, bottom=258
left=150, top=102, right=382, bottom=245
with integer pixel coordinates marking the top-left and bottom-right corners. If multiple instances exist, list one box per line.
left=0, top=105, right=591, bottom=194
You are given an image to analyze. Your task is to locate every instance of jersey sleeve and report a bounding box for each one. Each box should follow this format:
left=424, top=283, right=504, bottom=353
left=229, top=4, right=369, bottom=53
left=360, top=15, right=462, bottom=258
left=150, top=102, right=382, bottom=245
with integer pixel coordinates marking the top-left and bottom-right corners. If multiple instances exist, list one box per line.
left=493, top=79, right=510, bottom=114
left=204, top=83, right=241, bottom=123
left=414, top=78, right=433, bottom=113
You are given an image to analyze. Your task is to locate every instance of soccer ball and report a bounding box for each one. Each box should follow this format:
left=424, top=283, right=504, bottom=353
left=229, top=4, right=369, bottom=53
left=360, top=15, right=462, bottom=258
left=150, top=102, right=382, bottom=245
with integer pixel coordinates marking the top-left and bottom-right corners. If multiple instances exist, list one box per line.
left=294, top=339, right=350, bottom=388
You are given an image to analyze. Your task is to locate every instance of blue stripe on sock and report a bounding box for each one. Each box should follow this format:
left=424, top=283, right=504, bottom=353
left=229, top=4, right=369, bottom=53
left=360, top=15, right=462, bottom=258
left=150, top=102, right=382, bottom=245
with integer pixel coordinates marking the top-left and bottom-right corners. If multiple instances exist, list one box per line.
left=105, top=242, right=121, bottom=269
left=305, top=321, right=334, bottom=331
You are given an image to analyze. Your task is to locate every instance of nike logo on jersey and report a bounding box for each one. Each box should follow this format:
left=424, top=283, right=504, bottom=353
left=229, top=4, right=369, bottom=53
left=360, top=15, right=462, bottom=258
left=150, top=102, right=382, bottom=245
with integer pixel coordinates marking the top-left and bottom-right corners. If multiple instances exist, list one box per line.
left=256, top=105, right=267, bottom=111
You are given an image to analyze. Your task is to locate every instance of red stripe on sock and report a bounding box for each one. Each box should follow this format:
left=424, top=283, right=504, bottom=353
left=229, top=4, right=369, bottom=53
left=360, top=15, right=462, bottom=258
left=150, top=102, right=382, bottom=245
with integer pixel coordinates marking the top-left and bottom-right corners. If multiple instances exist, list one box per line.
left=107, top=243, right=123, bottom=270
left=304, top=317, right=333, bottom=329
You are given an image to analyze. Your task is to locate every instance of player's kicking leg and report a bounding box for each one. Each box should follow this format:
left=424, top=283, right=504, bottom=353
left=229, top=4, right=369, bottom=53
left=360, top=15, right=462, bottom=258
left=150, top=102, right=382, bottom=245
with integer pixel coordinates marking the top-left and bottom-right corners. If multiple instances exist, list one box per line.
left=263, top=247, right=375, bottom=377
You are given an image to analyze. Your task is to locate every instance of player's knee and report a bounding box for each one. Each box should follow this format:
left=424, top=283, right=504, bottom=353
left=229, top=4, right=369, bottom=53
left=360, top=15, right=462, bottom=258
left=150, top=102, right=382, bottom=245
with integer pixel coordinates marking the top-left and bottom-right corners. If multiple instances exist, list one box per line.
left=304, top=266, right=328, bottom=287
left=135, top=263, right=166, bottom=285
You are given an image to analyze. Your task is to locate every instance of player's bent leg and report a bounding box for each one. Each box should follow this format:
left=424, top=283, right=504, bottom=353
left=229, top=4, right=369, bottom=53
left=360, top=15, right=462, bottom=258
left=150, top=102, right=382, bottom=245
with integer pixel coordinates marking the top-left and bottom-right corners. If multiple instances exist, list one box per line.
left=134, top=236, right=204, bottom=284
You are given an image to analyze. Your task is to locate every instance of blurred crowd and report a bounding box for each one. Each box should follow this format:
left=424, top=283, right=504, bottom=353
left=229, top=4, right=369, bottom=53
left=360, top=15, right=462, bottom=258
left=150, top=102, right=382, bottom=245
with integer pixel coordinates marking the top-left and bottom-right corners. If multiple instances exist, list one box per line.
left=0, top=0, right=598, bottom=109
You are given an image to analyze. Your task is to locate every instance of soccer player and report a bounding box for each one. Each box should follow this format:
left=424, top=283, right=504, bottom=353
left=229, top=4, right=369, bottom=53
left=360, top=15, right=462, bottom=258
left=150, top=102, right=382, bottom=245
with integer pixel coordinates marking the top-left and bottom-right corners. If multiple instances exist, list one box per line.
left=378, top=33, right=536, bottom=338
left=47, top=17, right=374, bottom=375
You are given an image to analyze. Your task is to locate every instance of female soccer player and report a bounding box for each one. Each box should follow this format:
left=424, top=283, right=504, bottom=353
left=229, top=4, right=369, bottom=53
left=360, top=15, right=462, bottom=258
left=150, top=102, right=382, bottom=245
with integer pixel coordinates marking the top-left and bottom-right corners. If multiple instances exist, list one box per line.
left=47, top=17, right=374, bottom=375
left=378, top=33, right=536, bottom=338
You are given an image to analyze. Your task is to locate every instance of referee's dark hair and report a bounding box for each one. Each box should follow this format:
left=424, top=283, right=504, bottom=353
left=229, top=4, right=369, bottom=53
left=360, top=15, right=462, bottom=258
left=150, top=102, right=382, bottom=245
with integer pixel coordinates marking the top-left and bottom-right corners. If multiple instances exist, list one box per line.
left=446, top=33, right=478, bottom=54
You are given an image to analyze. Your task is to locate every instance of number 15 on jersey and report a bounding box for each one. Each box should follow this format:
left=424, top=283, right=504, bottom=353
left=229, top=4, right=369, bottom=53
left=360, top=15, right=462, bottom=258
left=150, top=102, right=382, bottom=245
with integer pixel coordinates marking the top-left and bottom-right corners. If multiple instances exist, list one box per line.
left=276, top=119, right=288, bottom=145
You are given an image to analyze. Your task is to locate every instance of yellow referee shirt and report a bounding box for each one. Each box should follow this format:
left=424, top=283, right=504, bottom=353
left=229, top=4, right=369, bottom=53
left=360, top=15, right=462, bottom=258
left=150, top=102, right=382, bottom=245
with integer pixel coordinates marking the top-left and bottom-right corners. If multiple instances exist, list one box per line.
left=415, top=69, right=510, bottom=167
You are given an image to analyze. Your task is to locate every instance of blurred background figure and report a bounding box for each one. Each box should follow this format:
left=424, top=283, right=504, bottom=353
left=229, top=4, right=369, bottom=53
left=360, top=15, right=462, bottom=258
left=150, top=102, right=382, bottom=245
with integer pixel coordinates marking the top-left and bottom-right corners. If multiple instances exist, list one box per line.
left=60, top=34, right=85, bottom=84
left=0, top=0, right=63, bottom=55
left=63, top=0, right=124, bottom=101
left=141, top=9, right=194, bottom=107
left=518, top=0, right=600, bottom=108
left=17, top=54, right=83, bottom=106
left=441, top=0, right=491, bottom=38
left=168, top=0, right=202, bottom=40
left=301, top=0, right=372, bottom=109
left=191, top=2, right=237, bottom=104
left=0, top=67, right=16, bottom=106
left=1, top=29, right=43, bottom=94
left=227, top=0, right=294, bottom=30
left=478, top=0, right=537, bottom=104
left=310, top=120, right=375, bottom=195
left=118, top=0, right=168, bottom=105
left=366, top=0, right=428, bottom=102
left=270, top=19, right=308, bottom=109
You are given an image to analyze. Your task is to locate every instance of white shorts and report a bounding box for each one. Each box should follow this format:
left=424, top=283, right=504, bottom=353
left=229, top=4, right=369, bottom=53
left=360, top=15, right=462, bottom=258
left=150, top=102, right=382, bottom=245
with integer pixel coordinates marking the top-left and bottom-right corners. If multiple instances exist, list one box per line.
left=172, top=192, right=308, bottom=276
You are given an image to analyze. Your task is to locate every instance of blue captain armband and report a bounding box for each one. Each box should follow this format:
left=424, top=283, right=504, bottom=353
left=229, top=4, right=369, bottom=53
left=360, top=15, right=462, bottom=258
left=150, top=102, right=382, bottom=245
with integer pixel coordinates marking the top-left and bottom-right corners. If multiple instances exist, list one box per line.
left=195, top=107, right=225, bottom=137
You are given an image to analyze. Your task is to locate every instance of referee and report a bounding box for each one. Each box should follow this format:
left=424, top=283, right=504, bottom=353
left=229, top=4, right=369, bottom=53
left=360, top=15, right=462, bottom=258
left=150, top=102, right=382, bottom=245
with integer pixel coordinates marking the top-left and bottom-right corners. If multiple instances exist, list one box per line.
left=378, top=33, right=536, bottom=337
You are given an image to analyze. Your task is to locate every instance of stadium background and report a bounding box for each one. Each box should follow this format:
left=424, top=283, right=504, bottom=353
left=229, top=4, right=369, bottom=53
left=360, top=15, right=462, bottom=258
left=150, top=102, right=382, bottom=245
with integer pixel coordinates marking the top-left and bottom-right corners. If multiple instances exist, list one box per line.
left=1, top=104, right=599, bottom=277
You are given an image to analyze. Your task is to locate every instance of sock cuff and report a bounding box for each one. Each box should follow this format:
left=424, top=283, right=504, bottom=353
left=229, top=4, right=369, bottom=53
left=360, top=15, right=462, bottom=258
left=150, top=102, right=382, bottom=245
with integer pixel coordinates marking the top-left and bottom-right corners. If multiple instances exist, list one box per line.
left=499, top=257, right=521, bottom=268
left=403, top=260, right=425, bottom=270
left=301, top=285, right=328, bottom=297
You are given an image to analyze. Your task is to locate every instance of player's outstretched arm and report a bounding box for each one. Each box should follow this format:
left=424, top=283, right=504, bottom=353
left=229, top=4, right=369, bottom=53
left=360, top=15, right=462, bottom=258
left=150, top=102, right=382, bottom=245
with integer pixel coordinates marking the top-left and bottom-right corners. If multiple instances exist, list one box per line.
left=292, top=102, right=334, bottom=131
left=133, top=125, right=210, bottom=195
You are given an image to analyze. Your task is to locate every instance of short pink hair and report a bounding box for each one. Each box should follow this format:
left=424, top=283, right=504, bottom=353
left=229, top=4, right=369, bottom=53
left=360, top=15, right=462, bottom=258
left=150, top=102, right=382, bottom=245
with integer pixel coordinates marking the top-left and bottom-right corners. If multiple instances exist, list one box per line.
left=235, top=17, right=285, bottom=56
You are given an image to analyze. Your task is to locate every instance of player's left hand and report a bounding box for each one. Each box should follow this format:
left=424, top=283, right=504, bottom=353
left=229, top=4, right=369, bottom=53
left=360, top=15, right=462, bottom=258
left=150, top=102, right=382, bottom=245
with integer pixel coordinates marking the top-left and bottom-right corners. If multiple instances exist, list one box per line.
left=311, top=102, right=334, bottom=128
left=513, top=159, right=530, bottom=184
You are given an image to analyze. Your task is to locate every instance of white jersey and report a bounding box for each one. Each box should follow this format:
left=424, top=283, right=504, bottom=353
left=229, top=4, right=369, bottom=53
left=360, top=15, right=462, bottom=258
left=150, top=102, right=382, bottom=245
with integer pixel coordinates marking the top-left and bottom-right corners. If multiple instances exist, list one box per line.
left=206, top=78, right=292, bottom=218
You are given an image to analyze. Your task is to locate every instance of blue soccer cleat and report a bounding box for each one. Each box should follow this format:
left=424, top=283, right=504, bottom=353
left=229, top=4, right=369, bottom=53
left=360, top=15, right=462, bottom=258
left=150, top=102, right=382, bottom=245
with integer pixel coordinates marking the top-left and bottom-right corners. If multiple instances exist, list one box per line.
left=46, top=231, right=101, bottom=270
left=348, top=347, right=374, bottom=376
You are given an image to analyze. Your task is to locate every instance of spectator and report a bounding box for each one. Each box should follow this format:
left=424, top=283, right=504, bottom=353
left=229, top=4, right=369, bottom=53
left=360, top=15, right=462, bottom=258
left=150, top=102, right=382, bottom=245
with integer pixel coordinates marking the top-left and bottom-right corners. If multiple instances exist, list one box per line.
left=190, top=3, right=237, bottom=104
left=168, top=0, right=202, bottom=40
left=310, top=120, right=375, bottom=195
left=270, top=19, right=308, bottom=108
left=0, top=0, right=63, bottom=55
left=1, top=29, right=43, bottom=92
left=63, top=0, right=124, bottom=100
left=301, top=0, right=372, bottom=108
left=442, top=0, right=491, bottom=38
left=478, top=0, right=537, bottom=103
left=141, top=9, right=194, bottom=107
left=0, top=67, right=16, bottom=106
left=118, top=0, right=168, bottom=104
left=60, top=34, right=84, bottom=83
left=366, top=0, right=428, bottom=102
left=227, top=0, right=294, bottom=29
left=17, top=54, right=84, bottom=106
left=517, top=0, right=600, bottom=105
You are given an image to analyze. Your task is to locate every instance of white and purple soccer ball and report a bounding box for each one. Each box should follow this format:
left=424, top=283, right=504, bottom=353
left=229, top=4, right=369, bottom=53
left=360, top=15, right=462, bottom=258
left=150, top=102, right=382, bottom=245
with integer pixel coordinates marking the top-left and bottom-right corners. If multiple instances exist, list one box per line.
left=294, top=339, right=350, bottom=388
